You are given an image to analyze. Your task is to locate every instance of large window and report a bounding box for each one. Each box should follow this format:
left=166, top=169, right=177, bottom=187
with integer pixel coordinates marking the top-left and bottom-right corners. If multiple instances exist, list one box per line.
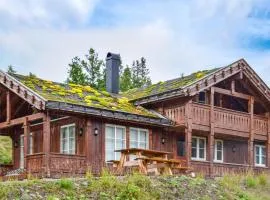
left=105, top=125, right=126, bottom=161
left=60, top=124, right=76, bottom=154
left=130, top=128, right=149, bottom=149
left=191, top=137, right=206, bottom=161
left=214, top=140, right=223, bottom=163
left=255, top=145, right=266, bottom=167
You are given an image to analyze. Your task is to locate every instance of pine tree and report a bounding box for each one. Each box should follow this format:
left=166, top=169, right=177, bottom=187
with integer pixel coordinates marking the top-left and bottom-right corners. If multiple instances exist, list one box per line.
left=7, top=65, right=16, bottom=75
left=131, top=57, right=151, bottom=88
left=67, top=57, right=87, bottom=85
left=120, top=66, right=133, bottom=92
left=82, top=48, right=105, bottom=89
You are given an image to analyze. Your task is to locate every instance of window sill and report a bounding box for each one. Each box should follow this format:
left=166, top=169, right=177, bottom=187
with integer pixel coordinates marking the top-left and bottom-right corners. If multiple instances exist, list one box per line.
left=254, top=164, right=267, bottom=168
left=214, top=160, right=223, bottom=163
left=191, top=158, right=207, bottom=162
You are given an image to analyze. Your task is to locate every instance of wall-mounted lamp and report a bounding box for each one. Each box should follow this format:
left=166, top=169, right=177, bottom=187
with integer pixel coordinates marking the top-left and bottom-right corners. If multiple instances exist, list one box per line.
left=161, top=137, right=166, bottom=144
left=79, top=128, right=84, bottom=136
left=232, top=145, right=236, bottom=153
left=14, top=141, right=18, bottom=148
left=94, top=128, right=99, bottom=136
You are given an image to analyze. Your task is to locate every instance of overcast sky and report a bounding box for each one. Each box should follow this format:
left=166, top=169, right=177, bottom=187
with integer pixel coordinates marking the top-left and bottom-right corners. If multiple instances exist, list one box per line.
left=0, top=0, right=270, bottom=84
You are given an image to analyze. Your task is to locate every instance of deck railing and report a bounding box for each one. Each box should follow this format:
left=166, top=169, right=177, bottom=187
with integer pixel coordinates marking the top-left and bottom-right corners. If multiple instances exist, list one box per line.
left=26, top=153, right=45, bottom=173
left=214, top=107, right=250, bottom=132
left=50, top=153, right=86, bottom=174
left=164, top=105, right=186, bottom=125
left=164, top=102, right=268, bottom=136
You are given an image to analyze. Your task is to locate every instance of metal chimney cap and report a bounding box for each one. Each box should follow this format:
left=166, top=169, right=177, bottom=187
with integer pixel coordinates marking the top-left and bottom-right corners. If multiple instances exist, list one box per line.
left=106, top=52, right=120, bottom=60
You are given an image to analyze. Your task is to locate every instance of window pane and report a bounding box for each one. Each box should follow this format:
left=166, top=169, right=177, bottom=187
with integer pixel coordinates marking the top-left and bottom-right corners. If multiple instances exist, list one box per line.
left=106, top=126, right=114, bottom=138
left=199, top=139, right=205, bottom=148
left=69, top=126, right=75, bottom=137
left=139, top=142, right=147, bottom=149
left=192, top=147, right=197, bottom=158
left=116, top=128, right=125, bottom=140
left=106, top=150, right=114, bottom=161
left=140, top=131, right=147, bottom=142
left=62, top=139, right=68, bottom=153
left=130, top=129, right=138, bottom=141
left=262, top=156, right=266, bottom=165
left=217, top=151, right=222, bottom=161
left=105, top=138, right=114, bottom=150
left=62, top=127, right=68, bottom=139
left=199, top=149, right=205, bottom=159
left=261, top=147, right=266, bottom=156
left=115, top=152, right=121, bottom=160
left=116, top=139, right=125, bottom=150
left=256, top=155, right=260, bottom=164
left=256, top=146, right=260, bottom=155
left=216, top=141, right=222, bottom=151
left=130, top=141, right=137, bottom=148
left=192, top=138, right=197, bottom=148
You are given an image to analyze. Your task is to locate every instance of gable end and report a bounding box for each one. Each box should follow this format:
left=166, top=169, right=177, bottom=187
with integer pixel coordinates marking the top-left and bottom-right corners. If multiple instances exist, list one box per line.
left=0, top=70, right=46, bottom=110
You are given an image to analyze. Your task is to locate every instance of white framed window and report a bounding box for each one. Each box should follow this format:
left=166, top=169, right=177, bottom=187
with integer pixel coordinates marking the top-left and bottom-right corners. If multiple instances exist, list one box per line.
left=191, top=136, right=206, bottom=161
left=255, top=145, right=266, bottom=167
left=214, top=140, right=223, bottom=163
left=60, top=124, right=76, bottom=154
left=29, top=133, right=33, bottom=155
left=105, top=124, right=126, bottom=161
left=130, top=128, right=149, bottom=149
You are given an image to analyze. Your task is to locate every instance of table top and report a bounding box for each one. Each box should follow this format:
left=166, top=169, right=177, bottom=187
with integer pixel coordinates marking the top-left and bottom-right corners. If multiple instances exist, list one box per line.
left=115, top=148, right=172, bottom=157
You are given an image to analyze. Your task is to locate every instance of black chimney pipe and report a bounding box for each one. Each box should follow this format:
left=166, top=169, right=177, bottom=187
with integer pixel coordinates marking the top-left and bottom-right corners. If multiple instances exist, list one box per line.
left=106, top=52, right=120, bottom=94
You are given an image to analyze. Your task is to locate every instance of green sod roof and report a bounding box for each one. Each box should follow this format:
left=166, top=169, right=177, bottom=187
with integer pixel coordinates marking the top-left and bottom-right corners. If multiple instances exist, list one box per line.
left=11, top=74, right=158, bottom=118
left=122, top=68, right=220, bottom=101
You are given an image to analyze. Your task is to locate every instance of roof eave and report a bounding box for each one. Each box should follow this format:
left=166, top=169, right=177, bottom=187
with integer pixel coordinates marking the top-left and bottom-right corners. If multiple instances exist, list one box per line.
left=46, top=101, right=173, bottom=127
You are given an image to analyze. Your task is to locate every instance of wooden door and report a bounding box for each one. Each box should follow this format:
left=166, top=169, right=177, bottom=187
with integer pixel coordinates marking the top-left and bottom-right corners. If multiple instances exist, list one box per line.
left=175, top=133, right=186, bottom=160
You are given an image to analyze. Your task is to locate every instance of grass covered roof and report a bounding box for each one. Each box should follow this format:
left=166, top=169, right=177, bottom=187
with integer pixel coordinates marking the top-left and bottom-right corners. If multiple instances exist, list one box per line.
left=122, top=68, right=220, bottom=101
left=11, top=74, right=158, bottom=118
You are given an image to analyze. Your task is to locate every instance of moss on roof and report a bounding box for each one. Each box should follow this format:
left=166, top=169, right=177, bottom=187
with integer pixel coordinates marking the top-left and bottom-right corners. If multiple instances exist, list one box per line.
left=122, top=68, right=220, bottom=101
left=12, top=74, right=158, bottom=118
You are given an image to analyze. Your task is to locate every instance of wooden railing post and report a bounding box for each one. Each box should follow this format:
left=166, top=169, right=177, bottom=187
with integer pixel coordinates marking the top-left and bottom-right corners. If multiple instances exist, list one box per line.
left=6, top=91, right=11, bottom=123
left=209, top=87, right=215, bottom=177
left=185, top=100, right=192, bottom=169
left=43, top=113, right=51, bottom=177
left=23, top=117, right=29, bottom=170
left=248, top=96, right=254, bottom=168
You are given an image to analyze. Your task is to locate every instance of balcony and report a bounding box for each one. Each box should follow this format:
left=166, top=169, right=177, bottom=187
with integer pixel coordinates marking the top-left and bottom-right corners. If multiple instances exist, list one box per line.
left=165, top=102, right=268, bottom=139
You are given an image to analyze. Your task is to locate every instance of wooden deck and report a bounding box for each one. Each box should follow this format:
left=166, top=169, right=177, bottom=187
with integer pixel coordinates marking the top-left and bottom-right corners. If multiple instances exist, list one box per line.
left=165, top=102, right=268, bottom=139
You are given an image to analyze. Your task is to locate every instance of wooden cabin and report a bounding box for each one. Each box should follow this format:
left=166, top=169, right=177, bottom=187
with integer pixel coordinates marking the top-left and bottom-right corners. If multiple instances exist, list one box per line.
left=0, top=54, right=269, bottom=178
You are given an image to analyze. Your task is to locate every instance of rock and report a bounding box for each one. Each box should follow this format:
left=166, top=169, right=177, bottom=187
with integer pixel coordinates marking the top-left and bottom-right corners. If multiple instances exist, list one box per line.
left=20, top=193, right=32, bottom=200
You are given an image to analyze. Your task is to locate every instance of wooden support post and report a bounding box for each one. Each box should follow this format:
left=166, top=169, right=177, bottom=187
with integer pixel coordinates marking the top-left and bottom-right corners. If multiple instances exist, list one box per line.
left=248, top=96, right=254, bottom=168
left=85, top=119, right=92, bottom=168
left=231, top=80, right=235, bottom=93
left=23, top=117, right=29, bottom=169
left=6, top=91, right=11, bottom=123
left=267, top=113, right=270, bottom=168
left=209, top=87, right=215, bottom=177
left=43, top=113, right=51, bottom=177
left=185, top=100, right=192, bottom=169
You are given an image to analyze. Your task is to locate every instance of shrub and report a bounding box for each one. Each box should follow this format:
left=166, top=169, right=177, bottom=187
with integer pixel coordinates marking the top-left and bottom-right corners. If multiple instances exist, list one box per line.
left=245, top=175, right=257, bottom=188
left=57, top=179, right=74, bottom=190
left=258, top=173, right=267, bottom=186
left=117, top=183, right=141, bottom=200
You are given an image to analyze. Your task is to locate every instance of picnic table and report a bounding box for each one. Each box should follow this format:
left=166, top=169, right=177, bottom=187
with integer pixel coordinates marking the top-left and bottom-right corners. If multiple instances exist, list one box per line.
left=108, top=148, right=187, bottom=175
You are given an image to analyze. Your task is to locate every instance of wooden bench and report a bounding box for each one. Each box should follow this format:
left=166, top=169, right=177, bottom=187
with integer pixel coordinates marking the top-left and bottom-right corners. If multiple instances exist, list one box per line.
left=107, top=160, right=120, bottom=168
